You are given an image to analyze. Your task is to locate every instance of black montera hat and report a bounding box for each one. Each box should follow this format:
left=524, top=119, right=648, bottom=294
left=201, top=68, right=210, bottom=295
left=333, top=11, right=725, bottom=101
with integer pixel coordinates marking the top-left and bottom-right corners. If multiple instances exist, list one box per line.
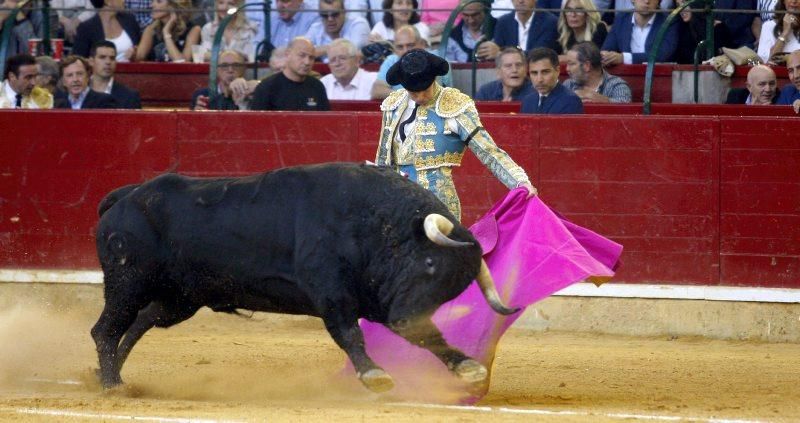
left=386, top=49, right=449, bottom=92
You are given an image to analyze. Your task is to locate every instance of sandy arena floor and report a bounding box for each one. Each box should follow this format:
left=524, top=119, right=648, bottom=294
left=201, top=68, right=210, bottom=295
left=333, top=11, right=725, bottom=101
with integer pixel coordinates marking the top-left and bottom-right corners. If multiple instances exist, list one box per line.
left=0, top=304, right=798, bottom=422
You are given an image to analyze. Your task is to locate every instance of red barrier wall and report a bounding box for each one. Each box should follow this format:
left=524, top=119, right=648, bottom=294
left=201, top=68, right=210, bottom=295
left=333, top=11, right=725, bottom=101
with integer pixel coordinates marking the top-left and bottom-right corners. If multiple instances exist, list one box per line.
left=332, top=101, right=800, bottom=116
left=1, top=110, right=797, bottom=288
left=719, top=118, right=800, bottom=287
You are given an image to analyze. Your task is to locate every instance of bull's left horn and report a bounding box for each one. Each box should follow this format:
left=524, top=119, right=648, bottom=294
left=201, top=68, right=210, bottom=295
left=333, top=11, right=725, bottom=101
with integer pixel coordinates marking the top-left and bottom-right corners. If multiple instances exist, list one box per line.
left=476, top=259, right=520, bottom=315
left=424, top=214, right=473, bottom=247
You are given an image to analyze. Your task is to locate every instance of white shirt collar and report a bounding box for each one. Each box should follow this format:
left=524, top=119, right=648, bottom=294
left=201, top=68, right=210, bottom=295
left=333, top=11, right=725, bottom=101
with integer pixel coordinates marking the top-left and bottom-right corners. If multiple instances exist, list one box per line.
left=515, top=11, right=534, bottom=29
left=105, top=77, right=115, bottom=94
left=334, top=68, right=363, bottom=89
left=93, top=76, right=115, bottom=94
left=631, top=13, right=656, bottom=28
left=3, top=80, right=20, bottom=104
left=516, top=12, right=534, bottom=49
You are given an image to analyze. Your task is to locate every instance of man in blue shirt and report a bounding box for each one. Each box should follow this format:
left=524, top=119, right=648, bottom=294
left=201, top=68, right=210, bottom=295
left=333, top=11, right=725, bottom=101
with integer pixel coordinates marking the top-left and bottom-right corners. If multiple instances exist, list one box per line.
left=776, top=50, right=800, bottom=114
left=306, top=0, right=370, bottom=62
left=247, top=0, right=320, bottom=50
left=476, top=47, right=534, bottom=101
left=520, top=47, right=583, bottom=114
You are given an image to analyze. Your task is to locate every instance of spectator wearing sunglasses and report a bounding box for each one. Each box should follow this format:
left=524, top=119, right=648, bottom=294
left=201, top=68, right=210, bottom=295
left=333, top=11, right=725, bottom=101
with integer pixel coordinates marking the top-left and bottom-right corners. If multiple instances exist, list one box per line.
left=306, top=0, right=371, bottom=62
left=191, top=50, right=249, bottom=110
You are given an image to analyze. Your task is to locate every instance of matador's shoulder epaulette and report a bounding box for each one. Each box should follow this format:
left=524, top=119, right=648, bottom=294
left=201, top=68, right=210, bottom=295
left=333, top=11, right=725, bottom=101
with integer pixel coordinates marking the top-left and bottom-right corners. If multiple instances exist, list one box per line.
left=434, top=87, right=473, bottom=118
left=380, top=89, right=408, bottom=111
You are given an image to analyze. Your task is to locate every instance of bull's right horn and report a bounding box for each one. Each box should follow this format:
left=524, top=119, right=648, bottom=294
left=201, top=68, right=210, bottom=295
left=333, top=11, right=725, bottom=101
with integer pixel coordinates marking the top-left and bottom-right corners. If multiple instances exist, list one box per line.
left=424, top=214, right=473, bottom=247
left=476, top=259, right=520, bottom=316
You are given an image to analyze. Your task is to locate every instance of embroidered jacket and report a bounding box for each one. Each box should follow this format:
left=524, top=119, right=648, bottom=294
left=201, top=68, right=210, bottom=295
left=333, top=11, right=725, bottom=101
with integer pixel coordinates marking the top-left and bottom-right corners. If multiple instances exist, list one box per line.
left=0, top=82, right=53, bottom=109
left=375, top=86, right=529, bottom=190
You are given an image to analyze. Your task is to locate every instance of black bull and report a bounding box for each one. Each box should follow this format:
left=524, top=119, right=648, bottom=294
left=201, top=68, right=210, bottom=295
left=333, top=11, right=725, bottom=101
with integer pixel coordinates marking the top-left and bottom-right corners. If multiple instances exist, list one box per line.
left=92, top=163, right=517, bottom=393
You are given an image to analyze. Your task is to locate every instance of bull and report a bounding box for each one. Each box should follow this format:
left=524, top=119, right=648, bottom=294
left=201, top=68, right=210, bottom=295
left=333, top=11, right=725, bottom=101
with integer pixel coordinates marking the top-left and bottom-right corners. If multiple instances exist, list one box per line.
left=92, top=163, right=517, bottom=393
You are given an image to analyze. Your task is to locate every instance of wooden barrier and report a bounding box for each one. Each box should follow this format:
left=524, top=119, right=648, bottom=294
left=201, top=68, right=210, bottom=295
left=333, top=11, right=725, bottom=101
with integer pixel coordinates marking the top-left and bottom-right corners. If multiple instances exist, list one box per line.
left=1, top=110, right=797, bottom=288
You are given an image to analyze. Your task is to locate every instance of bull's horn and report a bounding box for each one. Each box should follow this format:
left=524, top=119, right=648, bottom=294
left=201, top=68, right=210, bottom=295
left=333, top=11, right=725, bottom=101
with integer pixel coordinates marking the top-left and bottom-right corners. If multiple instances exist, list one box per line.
left=476, top=259, right=520, bottom=315
left=424, top=214, right=473, bottom=247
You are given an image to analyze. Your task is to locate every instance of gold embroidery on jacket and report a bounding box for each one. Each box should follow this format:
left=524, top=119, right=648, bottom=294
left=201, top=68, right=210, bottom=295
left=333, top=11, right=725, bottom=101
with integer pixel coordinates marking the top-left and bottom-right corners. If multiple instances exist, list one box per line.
left=414, top=138, right=436, bottom=152
left=416, top=121, right=437, bottom=136
left=380, top=89, right=407, bottom=111
left=435, top=87, right=472, bottom=118
left=432, top=168, right=461, bottom=221
left=417, top=169, right=430, bottom=190
left=414, top=151, right=465, bottom=170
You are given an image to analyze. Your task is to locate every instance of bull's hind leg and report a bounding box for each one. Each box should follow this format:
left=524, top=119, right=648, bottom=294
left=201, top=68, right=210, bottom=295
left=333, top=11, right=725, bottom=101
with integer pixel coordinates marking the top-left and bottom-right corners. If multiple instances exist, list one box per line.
left=388, top=316, right=489, bottom=388
left=91, top=271, right=152, bottom=388
left=114, top=301, right=200, bottom=376
left=91, top=304, right=146, bottom=388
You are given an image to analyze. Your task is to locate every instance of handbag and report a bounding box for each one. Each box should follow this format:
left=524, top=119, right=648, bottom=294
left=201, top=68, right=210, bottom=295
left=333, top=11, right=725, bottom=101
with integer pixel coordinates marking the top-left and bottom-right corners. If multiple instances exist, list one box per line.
left=361, top=42, right=394, bottom=64
left=722, top=46, right=763, bottom=66
left=703, top=54, right=734, bottom=77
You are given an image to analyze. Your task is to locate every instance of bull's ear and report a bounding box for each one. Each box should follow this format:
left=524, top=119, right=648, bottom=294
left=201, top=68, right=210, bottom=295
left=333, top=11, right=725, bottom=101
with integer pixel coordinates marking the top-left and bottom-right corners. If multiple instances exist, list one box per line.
left=469, top=213, right=498, bottom=255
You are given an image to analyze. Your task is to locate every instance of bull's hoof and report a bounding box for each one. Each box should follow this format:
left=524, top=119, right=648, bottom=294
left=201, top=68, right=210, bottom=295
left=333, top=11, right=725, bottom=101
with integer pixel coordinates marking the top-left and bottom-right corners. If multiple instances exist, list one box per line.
left=94, top=368, right=123, bottom=389
left=453, top=359, right=488, bottom=384
left=102, top=378, right=124, bottom=390
left=359, top=369, right=395, bottom=393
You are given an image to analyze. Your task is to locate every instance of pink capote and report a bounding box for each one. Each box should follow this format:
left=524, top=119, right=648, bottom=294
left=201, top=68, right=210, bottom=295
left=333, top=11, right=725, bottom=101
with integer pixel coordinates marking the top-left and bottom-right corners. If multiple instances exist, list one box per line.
left=352, top=189, right=623, bottom=403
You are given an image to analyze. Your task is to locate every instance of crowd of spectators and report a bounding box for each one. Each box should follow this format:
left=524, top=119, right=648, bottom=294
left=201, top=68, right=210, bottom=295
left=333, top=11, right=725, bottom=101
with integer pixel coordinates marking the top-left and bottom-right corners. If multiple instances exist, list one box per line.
left=1, top=0, right=800, bottom=113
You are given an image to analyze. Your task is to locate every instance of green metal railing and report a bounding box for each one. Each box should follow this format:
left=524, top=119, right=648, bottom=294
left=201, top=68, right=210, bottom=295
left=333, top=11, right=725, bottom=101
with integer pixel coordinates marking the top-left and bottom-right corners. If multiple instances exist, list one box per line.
left=208, top=0, right=271, bottom=105
left=643, top=0, right=714, bottom=114
left=437, top=0, right=493, bottom=96
left=0, top=0, right=32, bottom=77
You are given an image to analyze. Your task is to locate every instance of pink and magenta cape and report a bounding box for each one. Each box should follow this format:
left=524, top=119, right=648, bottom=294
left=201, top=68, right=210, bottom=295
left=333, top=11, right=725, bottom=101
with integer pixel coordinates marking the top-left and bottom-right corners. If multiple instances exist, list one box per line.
left=353, top=189, right=623, bottom=403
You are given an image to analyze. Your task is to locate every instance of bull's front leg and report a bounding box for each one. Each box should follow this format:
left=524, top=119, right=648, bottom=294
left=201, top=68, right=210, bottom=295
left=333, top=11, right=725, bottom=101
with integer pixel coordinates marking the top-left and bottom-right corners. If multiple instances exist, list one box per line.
left=321, top=314, right=394, bottom=393
left=389, top=316, right=489, bottom=393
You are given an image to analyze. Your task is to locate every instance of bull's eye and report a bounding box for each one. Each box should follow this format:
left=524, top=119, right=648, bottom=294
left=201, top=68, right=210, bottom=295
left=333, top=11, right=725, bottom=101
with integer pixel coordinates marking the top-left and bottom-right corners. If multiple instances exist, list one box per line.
left=425, top=257, right=436, bottom=275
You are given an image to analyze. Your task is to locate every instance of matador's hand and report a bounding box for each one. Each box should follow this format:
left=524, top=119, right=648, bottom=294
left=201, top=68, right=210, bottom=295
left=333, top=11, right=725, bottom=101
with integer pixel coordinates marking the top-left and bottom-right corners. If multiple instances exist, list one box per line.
left=520, top=182, right=538, bottom=198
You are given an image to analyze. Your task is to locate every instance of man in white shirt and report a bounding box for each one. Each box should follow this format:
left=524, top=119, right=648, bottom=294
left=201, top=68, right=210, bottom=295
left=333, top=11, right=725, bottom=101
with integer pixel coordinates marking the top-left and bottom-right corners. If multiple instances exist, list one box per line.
left=320, top=38, right=377, bottom=99
left=89, top=40, right=141, bottom=109
left=600, top=0, right=678, bottom=65
left=484, top=0, right=559, bottom=56
left=306, top=0, right=370, bottom=62
left=0, top=54, right=53, bottom=109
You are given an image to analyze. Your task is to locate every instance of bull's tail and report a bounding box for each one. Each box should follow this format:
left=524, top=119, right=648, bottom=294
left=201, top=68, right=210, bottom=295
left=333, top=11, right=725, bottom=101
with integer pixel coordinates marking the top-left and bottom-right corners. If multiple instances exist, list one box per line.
left=98, top=184, right=140, bottom=217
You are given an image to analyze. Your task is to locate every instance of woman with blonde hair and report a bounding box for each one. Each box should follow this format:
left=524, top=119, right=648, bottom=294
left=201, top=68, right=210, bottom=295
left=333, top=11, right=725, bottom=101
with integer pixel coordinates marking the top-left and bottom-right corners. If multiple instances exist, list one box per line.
left=136, top=0, right=202, bottom=62
left=199, top=0, right=258, bottom=62
left=555, top=0, right=607, bottom=56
